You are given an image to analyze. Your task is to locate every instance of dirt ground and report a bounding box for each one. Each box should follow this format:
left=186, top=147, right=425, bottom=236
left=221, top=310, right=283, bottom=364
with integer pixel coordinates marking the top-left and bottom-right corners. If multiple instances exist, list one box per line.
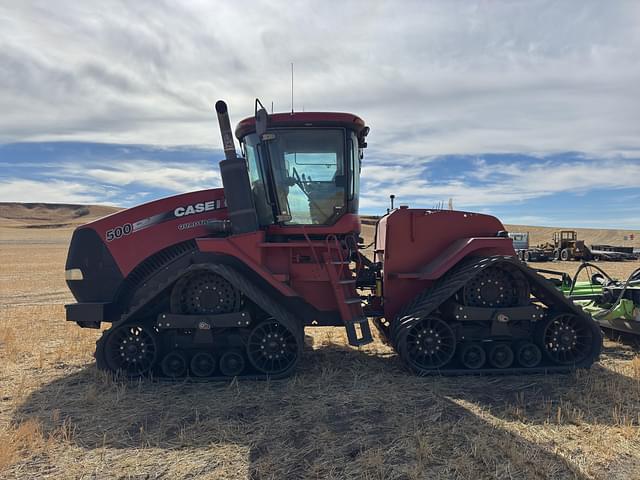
left=1, top=211, right=639, bottom=479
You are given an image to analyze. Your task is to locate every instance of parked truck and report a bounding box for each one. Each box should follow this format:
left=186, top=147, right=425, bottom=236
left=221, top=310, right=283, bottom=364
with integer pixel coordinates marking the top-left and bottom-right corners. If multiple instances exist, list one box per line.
left=509, top=232, right=552, bottom=262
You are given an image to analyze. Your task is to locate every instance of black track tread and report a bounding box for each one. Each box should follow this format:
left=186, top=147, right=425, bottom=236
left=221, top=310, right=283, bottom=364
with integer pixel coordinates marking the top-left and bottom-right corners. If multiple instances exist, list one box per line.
left=391, top=255, right=602, bottom=375
left=97, top=262, right=303, bottom=381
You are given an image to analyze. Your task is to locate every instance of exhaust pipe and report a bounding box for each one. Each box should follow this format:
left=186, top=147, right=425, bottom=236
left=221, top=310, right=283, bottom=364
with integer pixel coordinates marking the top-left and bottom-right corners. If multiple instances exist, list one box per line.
left=215, top=100, right=238, bottom=161
left=215, top=100, right=259, bottom=235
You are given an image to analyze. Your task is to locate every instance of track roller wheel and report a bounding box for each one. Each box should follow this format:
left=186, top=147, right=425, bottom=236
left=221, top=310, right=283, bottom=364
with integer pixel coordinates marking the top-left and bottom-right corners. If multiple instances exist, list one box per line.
left=161, top=351, right=188, bottom=378
left=488, top=343, right=514, bottom=369
left=219, top=351, right=245, bottom=377
left=537, top=313, right=594, bottom=365
left=515, top=341, right=542, bottom=368
left=402, top=316, right=456, bottom=372
left=458, top=343, right=486, bottom=370
left=246, top=319, right=299, bottom=375
left=101, top=324, right=158, bottom=377
left=190, top=352, right=217, bottom=377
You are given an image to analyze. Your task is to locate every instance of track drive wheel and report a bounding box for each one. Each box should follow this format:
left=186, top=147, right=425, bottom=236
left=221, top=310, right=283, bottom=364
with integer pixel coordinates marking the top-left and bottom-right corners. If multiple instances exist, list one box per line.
left=401, top=316, right=456, bottom=373
left=537, top=313, right=595, bottom=365
left=246, top=319, right=300, bottom=376
left=96, top=323, right=158, bottom=377
left=461, top=265, right=529, bottom=308
left=171, top=270, right=241, bottom=314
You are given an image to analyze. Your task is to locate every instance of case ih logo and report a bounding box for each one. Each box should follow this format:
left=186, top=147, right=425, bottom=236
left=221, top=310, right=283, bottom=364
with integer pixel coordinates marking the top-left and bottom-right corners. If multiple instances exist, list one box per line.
left=174, top=200, right=223, bottom=218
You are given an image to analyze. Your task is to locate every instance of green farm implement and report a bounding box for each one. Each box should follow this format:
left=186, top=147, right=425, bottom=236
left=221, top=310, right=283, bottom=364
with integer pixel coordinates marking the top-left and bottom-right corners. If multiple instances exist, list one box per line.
left=539, top=263, right=640, bottom=337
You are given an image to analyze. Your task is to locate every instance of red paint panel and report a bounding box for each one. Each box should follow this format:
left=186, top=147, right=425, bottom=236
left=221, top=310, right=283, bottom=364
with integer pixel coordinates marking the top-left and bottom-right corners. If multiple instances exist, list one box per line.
left=81, top=189, right=227, bottom=276
left=378, top=208, right=515, bottom=321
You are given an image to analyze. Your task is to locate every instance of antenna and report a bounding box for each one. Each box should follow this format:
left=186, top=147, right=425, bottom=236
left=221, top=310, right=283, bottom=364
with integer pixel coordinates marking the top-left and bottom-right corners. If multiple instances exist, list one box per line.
left=291, top=62, right=294, bottom=114
left=271, top=101, right=274, bottom=113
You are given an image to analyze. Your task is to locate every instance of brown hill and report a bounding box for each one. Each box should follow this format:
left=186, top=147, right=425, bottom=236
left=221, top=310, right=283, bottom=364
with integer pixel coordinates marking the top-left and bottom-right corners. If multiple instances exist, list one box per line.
left=0, top=202, right=120, bottom=228
left=0, top=202, right=121, bottom=244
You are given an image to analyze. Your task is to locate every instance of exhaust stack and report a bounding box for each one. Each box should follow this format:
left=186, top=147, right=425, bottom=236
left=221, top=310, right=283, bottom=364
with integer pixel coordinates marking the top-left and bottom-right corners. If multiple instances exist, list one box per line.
left=215, top=100, right=259, bottom=234
left=215, top=100, right=238, bottom=161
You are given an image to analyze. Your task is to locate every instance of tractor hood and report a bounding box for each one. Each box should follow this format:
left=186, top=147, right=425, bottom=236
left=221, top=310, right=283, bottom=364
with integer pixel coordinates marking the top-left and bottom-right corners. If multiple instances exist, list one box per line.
left=65, top=188, right=227, bottom=304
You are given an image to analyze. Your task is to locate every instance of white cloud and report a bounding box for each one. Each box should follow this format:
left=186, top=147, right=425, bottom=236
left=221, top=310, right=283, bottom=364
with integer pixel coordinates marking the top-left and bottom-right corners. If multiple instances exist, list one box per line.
left=64, top=160, right=222, bottom=192
left=360, top=158, right=640, bottom=210
left=0, top=179, right=106, bottom=204
left=1, top=1, right=639, bottom=157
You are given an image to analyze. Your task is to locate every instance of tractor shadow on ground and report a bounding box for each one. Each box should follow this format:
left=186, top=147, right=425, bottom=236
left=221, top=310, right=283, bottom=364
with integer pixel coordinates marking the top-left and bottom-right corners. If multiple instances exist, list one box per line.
left=11, top=339, right=638, bottom=478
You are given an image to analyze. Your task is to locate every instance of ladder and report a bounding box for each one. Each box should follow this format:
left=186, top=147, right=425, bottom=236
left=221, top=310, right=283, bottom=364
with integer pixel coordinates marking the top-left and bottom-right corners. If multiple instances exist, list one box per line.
left=323, top=244, right=373, bottom=347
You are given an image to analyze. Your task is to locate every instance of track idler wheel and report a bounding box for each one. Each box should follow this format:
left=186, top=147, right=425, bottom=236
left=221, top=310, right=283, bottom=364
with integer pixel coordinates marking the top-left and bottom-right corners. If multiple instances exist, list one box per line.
left=102, top=324, right=158, bottom=377
left=537, top=313, right=594, bottom=365
left=219, top=351, right=246, bottom=377
left=458, top=343, right=486, bottom=370
left=161, top=351, right=188, bottom=378
left=402, top=316, right=456, bottom=372
left=515, top=341, right=542, bottom=368
left=488, top=343, right=514, bottom=369
left=246, top=319, right=299, bottom=376
left=190, top=352, right=217, bottom=377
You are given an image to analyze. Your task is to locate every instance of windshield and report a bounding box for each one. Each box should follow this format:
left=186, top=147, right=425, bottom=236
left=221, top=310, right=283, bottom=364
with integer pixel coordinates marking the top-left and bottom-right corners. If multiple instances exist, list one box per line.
left=265, top=129, right=347, bottom=225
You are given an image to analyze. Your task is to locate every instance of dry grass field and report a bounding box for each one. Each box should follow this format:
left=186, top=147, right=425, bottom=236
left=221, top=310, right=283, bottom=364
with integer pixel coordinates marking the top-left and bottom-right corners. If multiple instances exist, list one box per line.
left=1, top=204, right=639, bottom=479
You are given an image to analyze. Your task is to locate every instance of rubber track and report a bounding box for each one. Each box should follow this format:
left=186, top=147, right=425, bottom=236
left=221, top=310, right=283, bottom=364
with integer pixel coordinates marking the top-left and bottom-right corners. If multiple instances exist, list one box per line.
left=391, top=255, right=602, bottom=375
left=96, top=262, right=303, bottom=381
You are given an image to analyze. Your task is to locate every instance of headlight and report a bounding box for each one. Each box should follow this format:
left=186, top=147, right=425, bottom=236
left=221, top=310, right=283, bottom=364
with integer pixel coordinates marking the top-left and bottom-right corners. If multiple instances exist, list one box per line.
left=65, top=268, right=84, bottom=281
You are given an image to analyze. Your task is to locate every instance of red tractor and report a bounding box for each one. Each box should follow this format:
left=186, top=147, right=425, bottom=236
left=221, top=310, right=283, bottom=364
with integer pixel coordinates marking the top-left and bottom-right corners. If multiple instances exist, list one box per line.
left=64, top=101, right=601, bottom=378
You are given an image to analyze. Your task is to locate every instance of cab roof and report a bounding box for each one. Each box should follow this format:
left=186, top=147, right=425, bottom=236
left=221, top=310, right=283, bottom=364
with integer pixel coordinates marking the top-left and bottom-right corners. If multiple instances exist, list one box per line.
left=235, top=111, right=366, bottom=140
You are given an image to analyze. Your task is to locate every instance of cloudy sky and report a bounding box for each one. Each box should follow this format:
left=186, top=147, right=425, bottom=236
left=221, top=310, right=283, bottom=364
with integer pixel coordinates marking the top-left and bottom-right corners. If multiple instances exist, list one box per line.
left=0, top=1, right=639, bottom=228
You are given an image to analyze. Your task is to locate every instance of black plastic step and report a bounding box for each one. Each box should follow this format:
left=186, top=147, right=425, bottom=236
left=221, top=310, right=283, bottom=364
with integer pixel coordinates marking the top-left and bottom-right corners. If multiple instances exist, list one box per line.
left=345, top=317, right=373, bottom=346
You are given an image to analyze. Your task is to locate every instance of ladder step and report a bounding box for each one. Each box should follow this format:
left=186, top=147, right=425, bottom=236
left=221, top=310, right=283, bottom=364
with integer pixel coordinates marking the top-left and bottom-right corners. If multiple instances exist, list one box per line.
left=338, top=279, right=356, bottom=285
left=344, top=318, right=373, bottom=347
left=344, top=297, right=361, bottom=304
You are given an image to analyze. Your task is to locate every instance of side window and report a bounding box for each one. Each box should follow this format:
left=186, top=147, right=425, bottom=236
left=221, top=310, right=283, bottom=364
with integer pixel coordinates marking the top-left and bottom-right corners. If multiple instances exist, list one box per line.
left=349, top=133, right=360, bottom=203
left=244, top=142, right=273, bottom=225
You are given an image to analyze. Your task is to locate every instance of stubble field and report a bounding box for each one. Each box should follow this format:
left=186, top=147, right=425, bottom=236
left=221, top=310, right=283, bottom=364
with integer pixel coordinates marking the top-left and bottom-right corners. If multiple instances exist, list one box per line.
left=1, top=206, right=639, bottom=479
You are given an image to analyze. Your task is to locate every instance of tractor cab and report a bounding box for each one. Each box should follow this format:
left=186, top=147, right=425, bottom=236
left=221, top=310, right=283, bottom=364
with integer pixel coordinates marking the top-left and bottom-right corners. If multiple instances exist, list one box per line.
left=554, top=230, right=577, bottom=246
left=234, top=109, right=369, bottom=228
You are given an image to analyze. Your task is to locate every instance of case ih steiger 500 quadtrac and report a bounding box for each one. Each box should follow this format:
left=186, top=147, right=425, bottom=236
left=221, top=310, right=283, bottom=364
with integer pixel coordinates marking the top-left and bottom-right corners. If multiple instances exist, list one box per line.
left=64, top=101, right=602, bottom=378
